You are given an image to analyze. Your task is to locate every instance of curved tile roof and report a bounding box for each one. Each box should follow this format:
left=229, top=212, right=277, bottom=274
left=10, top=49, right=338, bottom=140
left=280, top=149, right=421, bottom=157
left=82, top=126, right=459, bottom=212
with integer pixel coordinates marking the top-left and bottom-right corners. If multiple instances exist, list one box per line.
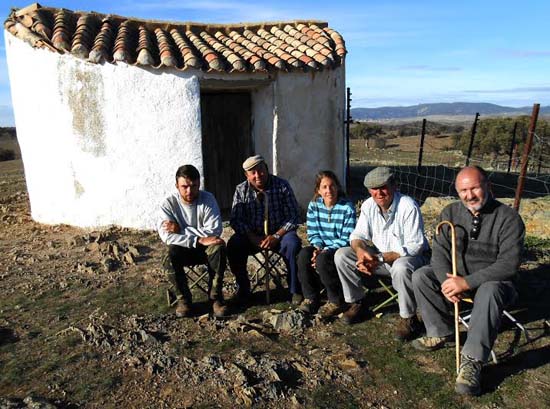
left=4, top=3, right=346, bottom=73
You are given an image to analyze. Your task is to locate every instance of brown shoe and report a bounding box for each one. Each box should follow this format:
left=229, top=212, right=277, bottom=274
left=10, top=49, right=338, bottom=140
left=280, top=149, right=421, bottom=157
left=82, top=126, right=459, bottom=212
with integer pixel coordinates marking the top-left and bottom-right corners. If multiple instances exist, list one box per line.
left=175, top=299, right=192, bottom=318
left=395, top=315, right=422, bottom=342
left=341, top=299, right=370, bottom=325
left=319, top=302, right=347, bottom=319
left=212, top=300, right=228, bottom=318
left=298, top=298, right=320, bottom=314
left=412, top=335, right=454, bottom=351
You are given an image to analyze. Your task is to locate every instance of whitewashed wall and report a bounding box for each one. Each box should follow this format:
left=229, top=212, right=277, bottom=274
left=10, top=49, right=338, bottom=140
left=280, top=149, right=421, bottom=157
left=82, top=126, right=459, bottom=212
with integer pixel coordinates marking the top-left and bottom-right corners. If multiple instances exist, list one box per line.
left=252, top=68, right=346, bottom=207
left=5, top=32, right=202, bottom=229
left=6, top=30, right=346, bottom=228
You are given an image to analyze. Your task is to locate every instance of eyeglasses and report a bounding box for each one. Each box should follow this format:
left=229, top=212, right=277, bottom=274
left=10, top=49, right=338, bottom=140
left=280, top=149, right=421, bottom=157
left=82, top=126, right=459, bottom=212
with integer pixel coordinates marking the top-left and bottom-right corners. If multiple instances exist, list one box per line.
left=470, top=213, right=481, bottom=240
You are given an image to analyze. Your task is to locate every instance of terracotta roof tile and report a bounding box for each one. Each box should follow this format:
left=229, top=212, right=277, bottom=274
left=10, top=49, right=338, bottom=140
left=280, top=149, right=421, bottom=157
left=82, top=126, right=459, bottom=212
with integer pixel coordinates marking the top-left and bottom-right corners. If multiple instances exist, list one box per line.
left=89, top=18, right=115, bottom=63
left=4, top=3, right=346, bottom=73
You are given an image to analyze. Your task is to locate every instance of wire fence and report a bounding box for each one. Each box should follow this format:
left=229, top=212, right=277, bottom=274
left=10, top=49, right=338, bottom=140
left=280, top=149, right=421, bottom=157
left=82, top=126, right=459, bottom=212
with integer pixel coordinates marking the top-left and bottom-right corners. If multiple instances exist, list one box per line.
left=349, top=129, right=550, bottom=207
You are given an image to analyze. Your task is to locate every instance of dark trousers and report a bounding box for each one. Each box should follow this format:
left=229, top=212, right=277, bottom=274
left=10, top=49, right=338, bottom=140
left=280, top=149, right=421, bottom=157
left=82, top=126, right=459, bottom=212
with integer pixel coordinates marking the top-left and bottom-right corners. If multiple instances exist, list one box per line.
left=413, top=265, right=517, bottom=362
left=297, top=246, right=344, bottom=304
left=227, top=231, right=302, bottom=294
left=163, top=243, right=226, bottom=302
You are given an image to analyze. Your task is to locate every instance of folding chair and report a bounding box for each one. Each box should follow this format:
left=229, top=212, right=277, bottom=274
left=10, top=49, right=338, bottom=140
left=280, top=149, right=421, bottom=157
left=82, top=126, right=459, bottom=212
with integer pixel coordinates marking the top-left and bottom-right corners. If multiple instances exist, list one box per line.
left=362, top=276, right=398, bottom=314
left=372, top=278, right=398, bottom=313
left=250, top=250, right=287, bottom=303
left=459, top=297, right=531, bottom=364
left=166, top=264, right=211, bottom=307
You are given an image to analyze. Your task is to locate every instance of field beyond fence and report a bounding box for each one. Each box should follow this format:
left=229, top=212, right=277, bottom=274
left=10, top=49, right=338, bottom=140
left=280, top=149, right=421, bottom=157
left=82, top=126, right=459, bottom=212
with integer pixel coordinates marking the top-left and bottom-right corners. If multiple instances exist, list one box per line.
left=348, top=114, right=550, bottom=207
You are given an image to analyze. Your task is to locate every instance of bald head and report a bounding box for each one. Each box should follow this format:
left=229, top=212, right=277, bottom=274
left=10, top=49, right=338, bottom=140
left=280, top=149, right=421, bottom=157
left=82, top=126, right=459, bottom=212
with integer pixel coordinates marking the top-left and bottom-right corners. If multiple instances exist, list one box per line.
left=455, top=166, right=490, bottom=213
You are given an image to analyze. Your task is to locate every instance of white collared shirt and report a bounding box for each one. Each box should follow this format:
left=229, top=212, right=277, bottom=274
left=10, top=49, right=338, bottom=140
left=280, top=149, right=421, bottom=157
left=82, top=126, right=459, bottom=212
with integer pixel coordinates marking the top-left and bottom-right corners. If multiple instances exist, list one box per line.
left=350, top=192, right=428, bottom=257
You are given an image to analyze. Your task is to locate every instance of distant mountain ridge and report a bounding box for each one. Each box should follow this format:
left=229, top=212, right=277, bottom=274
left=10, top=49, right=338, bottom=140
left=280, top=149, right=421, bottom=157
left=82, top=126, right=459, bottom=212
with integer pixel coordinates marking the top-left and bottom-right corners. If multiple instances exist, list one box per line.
left=351, top=102, right=549, bottom=120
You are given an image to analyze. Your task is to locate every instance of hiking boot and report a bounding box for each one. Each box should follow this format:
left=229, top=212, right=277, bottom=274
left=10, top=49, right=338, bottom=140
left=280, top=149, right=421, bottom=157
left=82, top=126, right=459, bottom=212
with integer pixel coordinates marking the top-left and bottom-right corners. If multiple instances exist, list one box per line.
left=455, top=355, right=482, bottom=396
left=395, top=315, right=422, bottom=342
left=341, top=299, right=370, bottom=325
left=319, top=302, right=347, bottom=319
left=291, top=294, right=304, bottom=305
left=212, top=300, right=228, bottom=318
left=175, top=299, right=192, bottom=318
left=411, top=335, right=454, bottom=351
left=298, top=298, right=320, bottom=314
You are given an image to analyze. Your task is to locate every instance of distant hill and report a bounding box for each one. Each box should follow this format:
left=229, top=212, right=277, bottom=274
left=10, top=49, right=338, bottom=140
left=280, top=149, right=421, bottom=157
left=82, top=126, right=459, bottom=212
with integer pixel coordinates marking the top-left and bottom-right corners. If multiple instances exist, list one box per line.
left=351, top=102, right=550, bottom=121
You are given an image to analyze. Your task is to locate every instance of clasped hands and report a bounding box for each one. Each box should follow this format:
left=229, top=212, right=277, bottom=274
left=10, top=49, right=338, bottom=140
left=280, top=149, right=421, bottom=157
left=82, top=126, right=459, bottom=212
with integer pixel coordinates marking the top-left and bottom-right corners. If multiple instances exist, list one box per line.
left=161, top=220, right=224, bottom=246
left=355, top=249, right=378, bottom=275
left=310, top=247, right=325, bottom=268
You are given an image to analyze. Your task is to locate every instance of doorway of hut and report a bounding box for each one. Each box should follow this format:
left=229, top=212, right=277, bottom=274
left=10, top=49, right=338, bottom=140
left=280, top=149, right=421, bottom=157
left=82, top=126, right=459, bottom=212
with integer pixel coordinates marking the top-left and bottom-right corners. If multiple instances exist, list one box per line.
left=200, top=92, right=253, bottom=217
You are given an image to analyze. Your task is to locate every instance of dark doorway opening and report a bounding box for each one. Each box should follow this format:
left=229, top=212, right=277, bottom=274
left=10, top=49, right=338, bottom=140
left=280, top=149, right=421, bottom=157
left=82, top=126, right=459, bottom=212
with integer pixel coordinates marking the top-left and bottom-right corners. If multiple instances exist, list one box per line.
left=200, top=92, right=253, bottom=216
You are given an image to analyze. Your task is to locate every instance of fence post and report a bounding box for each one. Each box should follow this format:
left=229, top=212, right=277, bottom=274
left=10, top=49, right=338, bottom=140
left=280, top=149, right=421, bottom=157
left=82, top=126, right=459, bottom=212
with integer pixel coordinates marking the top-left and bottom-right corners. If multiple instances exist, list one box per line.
left=513, top=103, right=540, bottom=210
left=465, top=112, right=480, bottom=166
left=345, top=87, right=352, bottom=194
left=417, top=118, right=427, bottom=172
left=507, top=122, right=517, bottom=174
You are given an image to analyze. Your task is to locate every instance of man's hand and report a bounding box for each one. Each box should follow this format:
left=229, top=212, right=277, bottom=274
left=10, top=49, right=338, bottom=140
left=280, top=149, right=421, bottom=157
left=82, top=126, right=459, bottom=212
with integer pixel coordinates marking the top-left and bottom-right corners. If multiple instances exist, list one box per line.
left=259, top=234, right=280, bottom=250
left=381, top=251, right=400, bottom=265
left=355, top=248, right=377, bottom=275
left=246, top=232, right=264, bottom=247
left=162, top=220, right=180, bottom=234
left=198, top=236, right=224, bottom=246
left=441, top=273, right=470, bottom=303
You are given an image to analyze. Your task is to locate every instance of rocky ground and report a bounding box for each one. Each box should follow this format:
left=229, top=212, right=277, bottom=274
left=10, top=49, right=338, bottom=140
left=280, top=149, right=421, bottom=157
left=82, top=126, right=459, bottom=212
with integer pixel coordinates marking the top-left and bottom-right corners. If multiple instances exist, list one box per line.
left=1, top=158, right=549, bottom=408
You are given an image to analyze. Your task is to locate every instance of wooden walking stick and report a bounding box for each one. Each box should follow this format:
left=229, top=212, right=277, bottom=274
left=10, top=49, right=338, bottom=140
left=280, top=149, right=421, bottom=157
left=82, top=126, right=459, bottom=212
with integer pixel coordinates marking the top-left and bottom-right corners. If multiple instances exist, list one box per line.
left=263, top=193, right=271, bottom=304
left=436, top=220, right=461, bottom=375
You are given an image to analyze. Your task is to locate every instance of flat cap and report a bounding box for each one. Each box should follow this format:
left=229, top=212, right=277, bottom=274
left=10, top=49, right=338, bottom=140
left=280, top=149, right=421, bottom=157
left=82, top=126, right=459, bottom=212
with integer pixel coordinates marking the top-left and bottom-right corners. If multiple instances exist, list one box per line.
left=242, top=154, right=266, bottom=171
left=364, top=167, right=394, bottom=189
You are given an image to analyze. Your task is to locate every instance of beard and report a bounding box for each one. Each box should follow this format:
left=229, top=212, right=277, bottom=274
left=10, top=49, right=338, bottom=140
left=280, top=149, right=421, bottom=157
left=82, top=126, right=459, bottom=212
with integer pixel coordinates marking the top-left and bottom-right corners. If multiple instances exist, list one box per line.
left=465, top=191, right=489, bottom=212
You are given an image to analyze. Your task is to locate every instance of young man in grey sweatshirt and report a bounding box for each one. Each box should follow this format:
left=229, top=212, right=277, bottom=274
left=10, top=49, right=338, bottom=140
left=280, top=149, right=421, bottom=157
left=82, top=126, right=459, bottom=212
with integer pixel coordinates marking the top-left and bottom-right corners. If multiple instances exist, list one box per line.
left=412, top=166, right=525, bottom=396
left=158, top=165, right=227, bottom=318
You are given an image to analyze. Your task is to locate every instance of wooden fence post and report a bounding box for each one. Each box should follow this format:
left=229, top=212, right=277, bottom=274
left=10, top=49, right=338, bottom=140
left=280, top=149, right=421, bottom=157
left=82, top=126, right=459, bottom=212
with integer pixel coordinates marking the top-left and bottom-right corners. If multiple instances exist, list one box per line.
left=513, top=104, right=540, bottom=210
left=417, top=118, right=427, bottom=172
left=465, top=113, right=480, bottom=166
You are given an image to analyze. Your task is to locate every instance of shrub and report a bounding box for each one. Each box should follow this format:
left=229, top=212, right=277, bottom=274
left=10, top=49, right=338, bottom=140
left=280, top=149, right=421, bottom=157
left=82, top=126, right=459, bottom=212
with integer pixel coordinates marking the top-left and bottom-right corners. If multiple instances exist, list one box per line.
left=0, top=148, right=15, bottom=161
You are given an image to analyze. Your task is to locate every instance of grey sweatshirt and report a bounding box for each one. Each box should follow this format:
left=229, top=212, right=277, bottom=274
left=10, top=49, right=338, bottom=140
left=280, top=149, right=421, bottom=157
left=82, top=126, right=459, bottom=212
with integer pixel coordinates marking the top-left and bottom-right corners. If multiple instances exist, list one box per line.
left=431, top=197, right=525, bottom=289
left=157, top=191, right=223, bottom=248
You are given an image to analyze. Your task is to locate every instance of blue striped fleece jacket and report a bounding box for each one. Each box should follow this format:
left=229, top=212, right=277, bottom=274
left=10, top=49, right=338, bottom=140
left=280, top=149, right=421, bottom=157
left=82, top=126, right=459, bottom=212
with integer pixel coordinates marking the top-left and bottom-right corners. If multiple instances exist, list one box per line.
left=307, top=197, right=356, bottom=250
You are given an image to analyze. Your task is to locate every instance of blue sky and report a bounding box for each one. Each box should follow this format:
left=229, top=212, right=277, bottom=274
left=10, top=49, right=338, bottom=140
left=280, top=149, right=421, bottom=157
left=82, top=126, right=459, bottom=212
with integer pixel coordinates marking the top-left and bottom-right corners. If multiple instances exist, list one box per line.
left=1, top=0, right=549, bottom=126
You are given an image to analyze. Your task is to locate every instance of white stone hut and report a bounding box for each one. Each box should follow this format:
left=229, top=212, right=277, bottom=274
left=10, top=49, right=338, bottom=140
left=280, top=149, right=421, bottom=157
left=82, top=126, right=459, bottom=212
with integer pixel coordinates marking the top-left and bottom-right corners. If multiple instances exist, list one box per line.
left=4, top=3, right=347, bottom=229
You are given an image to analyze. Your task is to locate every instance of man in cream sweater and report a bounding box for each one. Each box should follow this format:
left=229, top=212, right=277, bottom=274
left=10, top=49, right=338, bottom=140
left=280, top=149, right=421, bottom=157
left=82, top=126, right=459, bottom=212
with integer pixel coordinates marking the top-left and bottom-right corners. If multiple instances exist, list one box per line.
left=158, top=165, right=227, bottom=318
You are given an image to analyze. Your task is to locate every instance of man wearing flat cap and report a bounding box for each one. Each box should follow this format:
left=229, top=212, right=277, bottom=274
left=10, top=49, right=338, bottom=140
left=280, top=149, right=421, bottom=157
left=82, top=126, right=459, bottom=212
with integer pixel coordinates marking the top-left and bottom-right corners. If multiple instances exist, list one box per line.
left=334, top=167, right=428, bottom=337
left=227, top=154, right=302, bottom=304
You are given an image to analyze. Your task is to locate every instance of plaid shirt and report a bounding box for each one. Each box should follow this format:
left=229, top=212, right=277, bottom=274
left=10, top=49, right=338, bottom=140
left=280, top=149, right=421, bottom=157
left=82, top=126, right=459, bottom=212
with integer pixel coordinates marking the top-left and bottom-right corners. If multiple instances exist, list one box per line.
left=230, top=175, right=300, bottom=235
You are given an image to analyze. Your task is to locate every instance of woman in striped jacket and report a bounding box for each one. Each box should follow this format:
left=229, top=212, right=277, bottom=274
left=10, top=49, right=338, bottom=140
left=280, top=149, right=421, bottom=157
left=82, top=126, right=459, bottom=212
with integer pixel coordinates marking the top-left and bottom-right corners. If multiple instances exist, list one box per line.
left=297, top=170, right=356, bottom=317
